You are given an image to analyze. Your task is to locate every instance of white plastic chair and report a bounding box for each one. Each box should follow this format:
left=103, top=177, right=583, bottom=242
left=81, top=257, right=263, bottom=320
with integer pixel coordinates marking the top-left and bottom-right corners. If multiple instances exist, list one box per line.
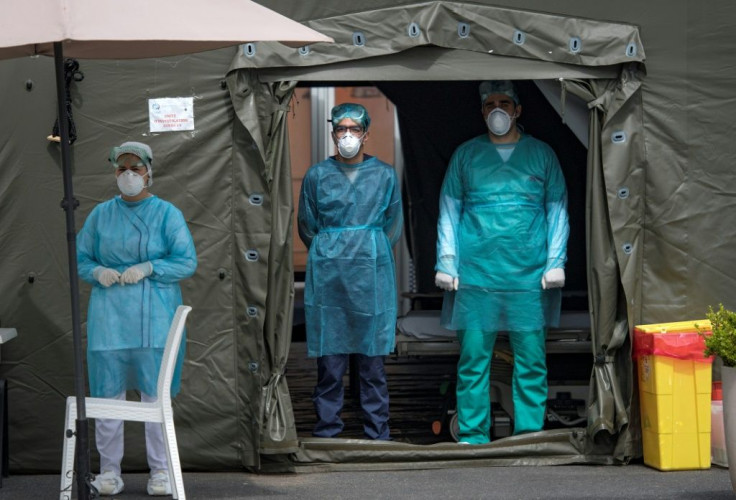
left=60, top=305, right=192, bottom=500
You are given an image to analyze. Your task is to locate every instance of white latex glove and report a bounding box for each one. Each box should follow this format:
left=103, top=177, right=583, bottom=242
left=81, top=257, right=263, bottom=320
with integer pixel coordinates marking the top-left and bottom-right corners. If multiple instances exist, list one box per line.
left=92, top=266, right=121, bottom=288
left=435, top=271, right=459, bottom=291
left=542, top=268, right=565, bottom=289
left=120, top=262, right=153, bottom=285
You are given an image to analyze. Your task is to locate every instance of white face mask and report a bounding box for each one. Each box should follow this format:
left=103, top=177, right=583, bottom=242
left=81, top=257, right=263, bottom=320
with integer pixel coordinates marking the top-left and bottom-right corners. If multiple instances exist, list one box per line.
left=337, top=133, right=363, bottom=159
left=486, top=108, right=515, bottom=136
left=117, top=170, right=146, bottom=197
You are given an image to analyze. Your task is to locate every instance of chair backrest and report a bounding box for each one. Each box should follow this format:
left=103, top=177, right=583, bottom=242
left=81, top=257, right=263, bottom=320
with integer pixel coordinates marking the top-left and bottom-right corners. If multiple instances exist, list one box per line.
left=156, top=305, right=192, bottom=402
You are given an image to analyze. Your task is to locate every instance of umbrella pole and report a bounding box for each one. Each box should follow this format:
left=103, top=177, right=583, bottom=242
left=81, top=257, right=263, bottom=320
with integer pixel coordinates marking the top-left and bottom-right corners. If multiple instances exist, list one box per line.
left=54, top=42, right=91, bottom=500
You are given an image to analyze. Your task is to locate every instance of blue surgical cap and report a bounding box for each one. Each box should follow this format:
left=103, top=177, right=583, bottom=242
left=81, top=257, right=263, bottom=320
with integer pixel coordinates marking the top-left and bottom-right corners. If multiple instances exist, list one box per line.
left=330, top=103, right=371, bottom=130
left=109, top=141, right=153, bottom=167
left=479, top=80, right=519, bottom=106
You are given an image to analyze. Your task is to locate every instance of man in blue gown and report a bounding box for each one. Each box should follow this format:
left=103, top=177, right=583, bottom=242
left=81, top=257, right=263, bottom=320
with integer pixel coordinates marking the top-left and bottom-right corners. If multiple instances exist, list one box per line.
left=298, top=103, right=403, bottom=440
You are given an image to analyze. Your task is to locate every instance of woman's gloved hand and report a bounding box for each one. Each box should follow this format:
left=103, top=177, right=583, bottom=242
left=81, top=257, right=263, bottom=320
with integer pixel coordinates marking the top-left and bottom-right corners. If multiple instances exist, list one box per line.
left=542, top=268, right=565, bottom=289
left=120, top=262, right=153, bottom=285
left=435, top=271, right=459, bottom=291
left=92, top=266, right=121, bottom=288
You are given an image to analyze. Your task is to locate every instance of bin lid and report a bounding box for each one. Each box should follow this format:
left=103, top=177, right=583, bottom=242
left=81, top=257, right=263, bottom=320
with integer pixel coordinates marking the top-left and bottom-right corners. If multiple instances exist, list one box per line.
left=634, top=319, right=711, bottom=334
left=633, top=321, right=713, bottom=361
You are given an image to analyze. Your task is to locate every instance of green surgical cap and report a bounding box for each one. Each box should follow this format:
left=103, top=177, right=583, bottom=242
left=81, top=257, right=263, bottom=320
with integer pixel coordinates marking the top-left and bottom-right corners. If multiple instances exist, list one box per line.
left=479, top=80, right=519, bottom=106
left=109, top=141, right=153, bottom=167
left=330, top=103, right=371, bottom=130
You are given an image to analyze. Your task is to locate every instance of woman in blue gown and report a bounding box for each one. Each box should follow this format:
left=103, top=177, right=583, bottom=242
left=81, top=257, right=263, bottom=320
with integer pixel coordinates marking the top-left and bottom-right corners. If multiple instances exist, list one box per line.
left=77, top=141, right=197, bottom=495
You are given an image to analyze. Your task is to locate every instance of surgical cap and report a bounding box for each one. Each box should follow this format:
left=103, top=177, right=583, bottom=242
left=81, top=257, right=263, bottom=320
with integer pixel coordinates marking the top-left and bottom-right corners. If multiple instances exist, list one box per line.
left=109, top=141, right=154, bottom=167
left=479, top=80, right=519, bottom=106
left=330, top=103, right=371, bottom=130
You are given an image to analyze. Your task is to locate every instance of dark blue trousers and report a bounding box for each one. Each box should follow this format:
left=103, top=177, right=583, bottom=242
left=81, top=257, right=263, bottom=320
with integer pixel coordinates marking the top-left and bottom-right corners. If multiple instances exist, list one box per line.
left=312, top=354, right=390, bottom=440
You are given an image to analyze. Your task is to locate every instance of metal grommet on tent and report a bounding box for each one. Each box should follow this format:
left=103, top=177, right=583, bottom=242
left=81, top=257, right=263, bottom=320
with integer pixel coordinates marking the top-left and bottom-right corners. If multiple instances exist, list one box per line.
left=298, top=45, right=310, bottom=56
left=626, top=42, right=638, bottom=57
left=622, top=243, right=633, bottom=255
left=242, top=43, right=257, bottom=58
left=617, top=187, right=630, bottom=199
left=352, top=32, right=365, bottom=46
left=248, top=361, right=259, bottom=373
left=611, top=131, right=627, bottom=144
left=247, top=306, right=258, bottom=318
left=248, top=194, right=264, bottom=206
left=569, top=37, right=582, bottom=54
left=457, top=22, right=470, bottom=39
left=244, top=250, right=259, bottom=262
left=513, top=30, right=526, bottom=45
left=407, top=22, right=421, bottom=38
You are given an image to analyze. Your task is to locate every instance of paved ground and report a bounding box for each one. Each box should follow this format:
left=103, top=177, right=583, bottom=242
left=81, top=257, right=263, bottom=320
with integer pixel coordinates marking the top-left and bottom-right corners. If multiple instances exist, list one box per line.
left=2, top=462, right=732, bottom=499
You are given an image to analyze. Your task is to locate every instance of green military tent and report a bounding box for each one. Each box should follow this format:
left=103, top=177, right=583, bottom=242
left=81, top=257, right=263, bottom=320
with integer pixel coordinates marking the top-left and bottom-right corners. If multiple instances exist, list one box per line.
left=1, top=0, right=734, bottom=473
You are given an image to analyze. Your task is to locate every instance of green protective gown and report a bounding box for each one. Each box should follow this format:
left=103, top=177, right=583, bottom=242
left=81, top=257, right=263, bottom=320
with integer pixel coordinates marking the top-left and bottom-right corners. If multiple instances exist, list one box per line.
left=436, top=132, right=569, bottom=443
left=436, top=133, right=569, bottom=331
left=298, top=155, right=403, bottom=358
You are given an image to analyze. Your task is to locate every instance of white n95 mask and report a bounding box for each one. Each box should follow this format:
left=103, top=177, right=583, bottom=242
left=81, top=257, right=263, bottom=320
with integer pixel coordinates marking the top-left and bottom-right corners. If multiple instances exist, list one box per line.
left=486, top=108, right=514, bottom=136
left=117, top=170, right=145, bottom=196
left=337, top=133, right=362, bottom=159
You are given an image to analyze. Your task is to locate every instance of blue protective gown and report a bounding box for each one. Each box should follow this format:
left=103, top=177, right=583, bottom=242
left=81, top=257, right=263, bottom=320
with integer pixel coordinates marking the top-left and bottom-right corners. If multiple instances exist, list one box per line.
left=298, top=155, right=403, bottom=358
left=77, top=195, right=197, bottom=398
left=436, top=133, right=569, bottom=332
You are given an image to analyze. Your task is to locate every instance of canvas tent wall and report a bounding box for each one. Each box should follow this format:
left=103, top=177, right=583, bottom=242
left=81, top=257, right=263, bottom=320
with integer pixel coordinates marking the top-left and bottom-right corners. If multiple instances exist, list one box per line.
left=0, top=0, right=735, bottom=473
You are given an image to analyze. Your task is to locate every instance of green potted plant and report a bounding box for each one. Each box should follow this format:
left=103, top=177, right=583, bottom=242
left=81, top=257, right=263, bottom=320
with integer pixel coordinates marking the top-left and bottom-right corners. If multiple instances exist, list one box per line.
left=701, top=304, right=736, bottom=367
left=700, top=304, right=736, bottom=489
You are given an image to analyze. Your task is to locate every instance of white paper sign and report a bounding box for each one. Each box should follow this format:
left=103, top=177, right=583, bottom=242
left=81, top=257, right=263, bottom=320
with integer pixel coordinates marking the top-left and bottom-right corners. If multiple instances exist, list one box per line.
left=148, top=97, right=194, bottom=132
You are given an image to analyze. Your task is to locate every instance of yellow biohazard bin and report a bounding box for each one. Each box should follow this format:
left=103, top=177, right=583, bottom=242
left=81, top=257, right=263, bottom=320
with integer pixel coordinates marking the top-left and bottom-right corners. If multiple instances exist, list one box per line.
left=633, top=320, right=713, bottom=470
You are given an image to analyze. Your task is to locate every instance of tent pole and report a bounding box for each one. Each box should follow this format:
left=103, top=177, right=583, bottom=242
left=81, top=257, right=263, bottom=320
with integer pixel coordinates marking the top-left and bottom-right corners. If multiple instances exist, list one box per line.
left=54, top=42, right=91, bottom=500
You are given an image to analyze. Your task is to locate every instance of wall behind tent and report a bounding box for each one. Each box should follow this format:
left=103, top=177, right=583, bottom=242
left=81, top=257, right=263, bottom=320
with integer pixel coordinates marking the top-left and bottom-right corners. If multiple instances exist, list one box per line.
left=0, top=48, right=251, bottom=471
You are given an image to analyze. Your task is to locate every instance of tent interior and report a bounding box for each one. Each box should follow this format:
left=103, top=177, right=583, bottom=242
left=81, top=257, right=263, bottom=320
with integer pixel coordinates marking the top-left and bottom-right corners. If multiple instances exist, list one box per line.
left=284, top=78, right=595, bottom=441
